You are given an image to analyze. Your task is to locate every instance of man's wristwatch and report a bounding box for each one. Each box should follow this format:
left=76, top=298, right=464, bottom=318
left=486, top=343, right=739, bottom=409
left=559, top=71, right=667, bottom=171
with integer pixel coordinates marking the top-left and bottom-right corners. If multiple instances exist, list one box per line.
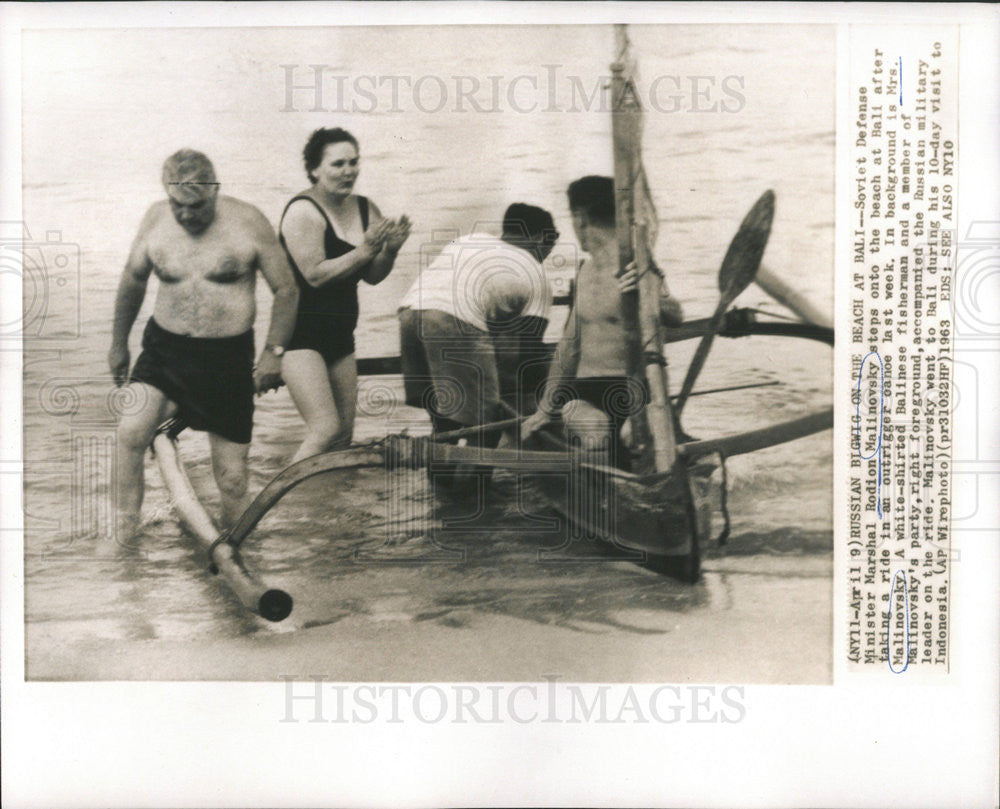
left=266, top=344, right=285, bottom=357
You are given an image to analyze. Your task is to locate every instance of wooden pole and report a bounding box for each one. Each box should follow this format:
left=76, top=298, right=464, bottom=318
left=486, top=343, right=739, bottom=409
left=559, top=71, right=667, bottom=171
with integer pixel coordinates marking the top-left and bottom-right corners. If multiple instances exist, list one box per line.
left=152, top=431, right=293, bottom=622
left=611, top=24, right=677, bottom=474
left=222, top=440, right=641, bottom=553
left=353, top=314, right=832, bottom=380
left=634, top=225, right=678, bottom=473
left=756, top=265, right=834, bottom=329
left=678, top=406, right=833, bottom=459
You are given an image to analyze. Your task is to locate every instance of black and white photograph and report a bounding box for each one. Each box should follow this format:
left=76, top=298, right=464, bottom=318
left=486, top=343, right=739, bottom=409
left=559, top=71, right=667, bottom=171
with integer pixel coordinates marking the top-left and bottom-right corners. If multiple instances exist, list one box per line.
left=19, top=22, right=835, bottom=682
left=2, top=3, right=998, bottom=808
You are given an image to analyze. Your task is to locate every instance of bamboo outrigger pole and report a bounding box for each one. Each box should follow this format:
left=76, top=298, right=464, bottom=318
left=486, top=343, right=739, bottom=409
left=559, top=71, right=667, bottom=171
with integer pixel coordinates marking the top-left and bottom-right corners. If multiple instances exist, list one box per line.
left=755, top=265, right=834, bottom=330
left=152, top=426, right=293, bottom=622
left=611, top=24, right=678, bottom=476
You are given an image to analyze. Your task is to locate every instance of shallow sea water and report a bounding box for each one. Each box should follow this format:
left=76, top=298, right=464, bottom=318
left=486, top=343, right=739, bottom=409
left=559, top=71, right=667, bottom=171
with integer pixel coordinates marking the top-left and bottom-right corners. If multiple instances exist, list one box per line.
left=20, top=24, right=835, bottom=679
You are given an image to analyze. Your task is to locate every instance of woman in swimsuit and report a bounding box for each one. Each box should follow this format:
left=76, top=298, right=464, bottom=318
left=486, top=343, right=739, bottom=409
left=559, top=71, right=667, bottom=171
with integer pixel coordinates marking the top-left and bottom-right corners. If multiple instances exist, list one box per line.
left=279, top=127, right=411, bottom=462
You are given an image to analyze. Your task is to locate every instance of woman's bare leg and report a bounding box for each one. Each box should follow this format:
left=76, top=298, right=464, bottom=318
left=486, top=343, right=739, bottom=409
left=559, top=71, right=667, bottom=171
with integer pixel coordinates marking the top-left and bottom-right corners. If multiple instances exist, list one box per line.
left=282, top=349, right=343, bottom=463
left=326, top=353, right=358, bottom=450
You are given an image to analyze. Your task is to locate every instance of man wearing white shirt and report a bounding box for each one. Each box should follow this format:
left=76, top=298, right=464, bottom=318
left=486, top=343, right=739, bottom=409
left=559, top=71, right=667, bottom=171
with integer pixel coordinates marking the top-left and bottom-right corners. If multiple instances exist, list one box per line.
left=398, top=204, right=558, bottom=448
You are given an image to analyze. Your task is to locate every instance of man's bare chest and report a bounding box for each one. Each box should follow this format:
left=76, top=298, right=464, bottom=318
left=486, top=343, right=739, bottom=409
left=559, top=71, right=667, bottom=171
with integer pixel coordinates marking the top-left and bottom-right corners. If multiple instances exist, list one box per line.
left=576, top=267, right=623, bottom=327
left=147, top=226, right=257, bottom=285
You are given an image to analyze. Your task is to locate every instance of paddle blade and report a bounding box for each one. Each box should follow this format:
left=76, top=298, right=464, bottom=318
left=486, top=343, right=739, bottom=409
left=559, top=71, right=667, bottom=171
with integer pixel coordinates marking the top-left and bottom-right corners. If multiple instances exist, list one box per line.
left=718, top=189, right=775, bottom=299
left=676, top=190, right=776, bottom=419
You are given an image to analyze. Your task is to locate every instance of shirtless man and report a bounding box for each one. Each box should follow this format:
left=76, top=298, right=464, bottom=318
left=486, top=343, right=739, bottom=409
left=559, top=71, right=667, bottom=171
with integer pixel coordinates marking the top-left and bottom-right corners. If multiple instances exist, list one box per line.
left=108, top=150, right=298, bottom=539
left=521, top=175, right=683, bottom=469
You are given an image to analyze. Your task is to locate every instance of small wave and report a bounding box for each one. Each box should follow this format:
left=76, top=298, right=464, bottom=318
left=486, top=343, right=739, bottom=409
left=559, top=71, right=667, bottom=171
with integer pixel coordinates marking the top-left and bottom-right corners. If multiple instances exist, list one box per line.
left=707, top=527, right=832, bottom=557
left=663, top=214, right=711, bottom=225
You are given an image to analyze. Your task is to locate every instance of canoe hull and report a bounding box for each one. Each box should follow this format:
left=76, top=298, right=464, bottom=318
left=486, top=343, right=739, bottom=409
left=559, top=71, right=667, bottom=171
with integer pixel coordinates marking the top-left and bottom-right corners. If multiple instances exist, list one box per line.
left=522, top=452, right=714, bottom=581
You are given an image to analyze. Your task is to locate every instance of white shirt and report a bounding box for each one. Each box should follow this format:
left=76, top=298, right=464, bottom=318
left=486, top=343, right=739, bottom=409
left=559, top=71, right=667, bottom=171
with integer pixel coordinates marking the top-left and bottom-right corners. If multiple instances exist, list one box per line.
left=399, top=233, right=550, bottom=332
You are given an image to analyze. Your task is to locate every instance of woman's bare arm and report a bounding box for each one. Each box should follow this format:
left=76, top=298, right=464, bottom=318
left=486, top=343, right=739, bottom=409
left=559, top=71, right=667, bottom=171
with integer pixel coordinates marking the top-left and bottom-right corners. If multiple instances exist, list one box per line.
left=281, top=199, right=386, bottom=287
left=362, top=202, right=410, bottom=285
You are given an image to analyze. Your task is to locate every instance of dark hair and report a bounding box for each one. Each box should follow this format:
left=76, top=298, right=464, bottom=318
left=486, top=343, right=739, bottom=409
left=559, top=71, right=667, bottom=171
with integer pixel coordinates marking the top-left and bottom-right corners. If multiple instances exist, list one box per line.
left=501, top=203, right=557, bottom=241
left=303, top=127, right=359, bottom=183
left=567, top=175, right=616, bottom=228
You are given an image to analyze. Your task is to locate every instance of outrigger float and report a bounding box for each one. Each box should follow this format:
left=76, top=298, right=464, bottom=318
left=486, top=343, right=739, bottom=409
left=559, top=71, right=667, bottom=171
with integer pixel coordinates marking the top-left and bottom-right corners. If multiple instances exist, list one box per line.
left=154, top=25, right=833, bottom=621
left=152, top=421, right=294, bottom=622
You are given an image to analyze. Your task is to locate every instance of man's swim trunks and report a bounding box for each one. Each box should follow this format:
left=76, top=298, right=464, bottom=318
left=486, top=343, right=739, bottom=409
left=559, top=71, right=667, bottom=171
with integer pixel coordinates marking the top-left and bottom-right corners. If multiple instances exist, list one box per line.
left=398, top=307, right=503, bottom=430
left=280, top=194, right=370, bottom=364
left=130, top=317, right=254, bottom=444
left=561, top=376, right=649, bottom=470
left=568, top=377, right=649, bottom=434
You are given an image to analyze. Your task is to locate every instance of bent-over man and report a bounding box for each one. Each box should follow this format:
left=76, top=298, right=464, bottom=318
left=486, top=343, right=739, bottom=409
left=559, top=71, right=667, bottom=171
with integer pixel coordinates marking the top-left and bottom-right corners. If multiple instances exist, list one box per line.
left=109, top=149, right=298, bottom=539
left=398, top=203, right=557, bottom=437
left=521, top=175, right=683, bottom=470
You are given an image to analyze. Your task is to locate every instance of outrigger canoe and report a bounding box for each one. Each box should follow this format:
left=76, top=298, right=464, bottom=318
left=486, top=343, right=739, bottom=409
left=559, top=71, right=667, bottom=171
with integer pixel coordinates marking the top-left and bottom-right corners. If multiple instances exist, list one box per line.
left=214, top=190, right=832, bottom=592
left=158, top=281, right=832, bottom=619
left=152, top=25, right=833, bottom=621
left=192, top=187, right=832, bottom=620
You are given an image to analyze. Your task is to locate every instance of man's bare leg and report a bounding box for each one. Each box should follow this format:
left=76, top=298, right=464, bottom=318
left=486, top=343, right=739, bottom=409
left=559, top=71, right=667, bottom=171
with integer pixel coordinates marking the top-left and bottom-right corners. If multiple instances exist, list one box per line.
left=114, top=383, right=171, bottom=544
left=561, top=399, right=616, bottom=532
left=209, top=433, right=252, bottom=527
left=561, top=399, right=614, bottom=468
left=208, top=433, right=252, bottom=528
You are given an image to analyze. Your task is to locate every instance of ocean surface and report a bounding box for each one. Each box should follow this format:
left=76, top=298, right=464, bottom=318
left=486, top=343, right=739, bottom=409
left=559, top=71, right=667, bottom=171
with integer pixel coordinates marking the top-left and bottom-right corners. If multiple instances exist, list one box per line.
left=20, top=24, right=836, bottom=678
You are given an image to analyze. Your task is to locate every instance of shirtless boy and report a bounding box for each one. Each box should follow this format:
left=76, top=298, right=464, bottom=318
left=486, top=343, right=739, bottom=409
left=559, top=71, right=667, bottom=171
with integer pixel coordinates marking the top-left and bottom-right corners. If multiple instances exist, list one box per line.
left=521, top=175, right=683, bottom=469
left=108, top=150, right=298, bottom=539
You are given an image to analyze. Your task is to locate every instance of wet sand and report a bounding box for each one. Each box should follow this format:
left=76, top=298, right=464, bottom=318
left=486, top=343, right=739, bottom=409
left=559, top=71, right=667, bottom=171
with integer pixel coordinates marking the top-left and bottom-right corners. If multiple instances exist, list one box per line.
left=30, top=560, right=831, bottom=683
left=28, top=470, right=832, bottom=683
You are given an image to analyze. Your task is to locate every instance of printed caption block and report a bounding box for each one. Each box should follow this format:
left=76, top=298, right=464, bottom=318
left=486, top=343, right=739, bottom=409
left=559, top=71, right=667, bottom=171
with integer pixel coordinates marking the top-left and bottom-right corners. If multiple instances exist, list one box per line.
left=845, top=27, right=958, bottom=673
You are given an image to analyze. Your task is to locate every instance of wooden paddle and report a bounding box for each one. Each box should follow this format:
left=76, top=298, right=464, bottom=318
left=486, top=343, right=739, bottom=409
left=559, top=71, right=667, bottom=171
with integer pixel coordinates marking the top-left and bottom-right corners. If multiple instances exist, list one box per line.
left=673, top=189, right=775, bottom=418
left=431, top=416, right=526, bottom=443
left=410, top=380, right=782, bottom=449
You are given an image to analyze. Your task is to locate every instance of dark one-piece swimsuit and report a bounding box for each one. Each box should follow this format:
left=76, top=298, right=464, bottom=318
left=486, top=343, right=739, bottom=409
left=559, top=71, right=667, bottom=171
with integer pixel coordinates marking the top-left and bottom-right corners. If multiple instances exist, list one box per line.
left=280, top=194, right=370, bottom=363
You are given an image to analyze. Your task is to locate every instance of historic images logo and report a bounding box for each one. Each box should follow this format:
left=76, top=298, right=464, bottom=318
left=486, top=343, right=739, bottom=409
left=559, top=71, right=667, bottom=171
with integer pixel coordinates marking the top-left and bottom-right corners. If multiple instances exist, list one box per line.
left=280, top=676, right=748, bottom=725
left=280, top=65, right=746, bottom=115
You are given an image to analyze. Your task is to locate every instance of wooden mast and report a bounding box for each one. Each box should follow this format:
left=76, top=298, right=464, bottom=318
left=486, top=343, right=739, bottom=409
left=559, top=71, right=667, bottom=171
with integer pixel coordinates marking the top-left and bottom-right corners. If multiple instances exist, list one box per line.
left=610, top=24, right=678, bottom=475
